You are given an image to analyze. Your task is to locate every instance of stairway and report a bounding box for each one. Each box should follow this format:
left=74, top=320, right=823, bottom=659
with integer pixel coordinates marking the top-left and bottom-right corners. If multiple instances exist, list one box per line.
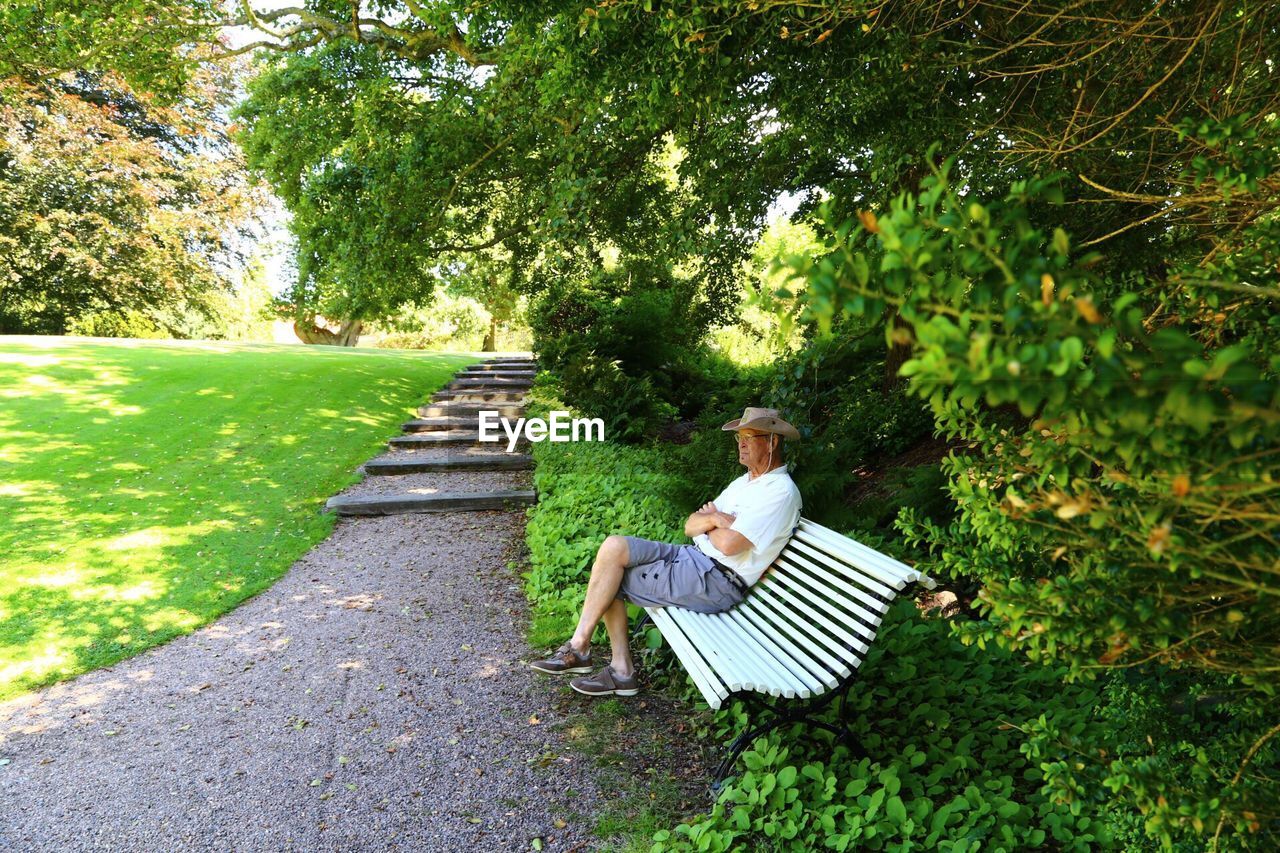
left=326, top=357, right=539, bottom=516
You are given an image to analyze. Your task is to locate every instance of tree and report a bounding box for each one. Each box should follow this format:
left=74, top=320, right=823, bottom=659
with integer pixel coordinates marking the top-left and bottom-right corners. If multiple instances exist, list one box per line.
left=227, top=2, right=759, bottom=341
left=441, top=248, right=523, bottom=352
left=0, top=63, right=260, bottom=335
left=1, top=1, right=220, bottom=100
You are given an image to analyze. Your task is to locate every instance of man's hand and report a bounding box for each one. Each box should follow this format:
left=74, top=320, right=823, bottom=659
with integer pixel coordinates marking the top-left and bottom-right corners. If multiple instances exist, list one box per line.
left=708, top=511, right=736, bottom=529
left=685, top=502, right=753, bottom=555
left=684, top=505, right=735, bottom=537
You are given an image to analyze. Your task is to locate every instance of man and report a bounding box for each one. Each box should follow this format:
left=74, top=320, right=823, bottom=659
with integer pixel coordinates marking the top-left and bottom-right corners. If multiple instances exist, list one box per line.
left=529, top=406, right=803, bottom=697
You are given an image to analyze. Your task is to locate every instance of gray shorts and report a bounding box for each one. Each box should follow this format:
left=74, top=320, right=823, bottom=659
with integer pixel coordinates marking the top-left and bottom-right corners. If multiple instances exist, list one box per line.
left=615, top=537, right=746, bottom=613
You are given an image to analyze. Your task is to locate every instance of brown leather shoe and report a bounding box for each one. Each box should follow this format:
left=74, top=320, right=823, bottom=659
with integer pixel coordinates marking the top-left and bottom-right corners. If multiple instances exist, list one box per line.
left=570, top=665, right=640, bottom=697
left=529, top=642, right=592, bottom=675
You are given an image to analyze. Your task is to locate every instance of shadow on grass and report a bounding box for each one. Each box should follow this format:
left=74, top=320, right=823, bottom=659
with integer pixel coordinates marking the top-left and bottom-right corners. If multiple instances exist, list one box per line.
left=0, top=339, right=477, bottom=699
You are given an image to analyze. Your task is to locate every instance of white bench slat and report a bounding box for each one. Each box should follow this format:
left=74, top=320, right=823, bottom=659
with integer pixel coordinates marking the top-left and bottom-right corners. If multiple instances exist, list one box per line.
left=733, top=603, right=840, bottom=691
left=786, top=538, right=897, bottom=603
left=739, top=598, right=851, bottom=685
left=798, top=520, right=936, bottom=590
left=697, top=612, right=783, bottom=695
left=795, top=522, right=914, bottom=589
left=791, top=528, right=905, bottom=594
left=771, top=560, right=880, bottom=647
left=756, top=577, right=871, bottom=660
left=751, top=584, right=866, bottom=670
left=680, top=612, right=757, bottom=694
left=779, top=543, right=892, bottom=614
left=774, top=555, right=884, bottom=634
left=716, top=612, right=814, bottom=696
left=661, top=606, right=820, bottom=702
left=648, top=607, right=729, bottom=708
left=720, top=609, right=819, bottom=698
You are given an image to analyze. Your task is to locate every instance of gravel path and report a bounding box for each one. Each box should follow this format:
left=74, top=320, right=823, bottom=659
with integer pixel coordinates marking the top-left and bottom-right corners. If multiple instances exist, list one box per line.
left=0, top=510, right=607, bottom=851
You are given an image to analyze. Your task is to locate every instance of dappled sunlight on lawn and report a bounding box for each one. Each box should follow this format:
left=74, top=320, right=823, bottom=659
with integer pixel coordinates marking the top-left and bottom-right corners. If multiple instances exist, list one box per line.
left=0, top=336, right=477, bottom=700
left=0, top=648, right=73, bottom=696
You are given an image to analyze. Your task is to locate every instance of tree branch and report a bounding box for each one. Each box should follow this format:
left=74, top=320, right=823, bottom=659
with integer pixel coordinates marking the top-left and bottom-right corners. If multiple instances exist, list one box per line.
left=224, top=3, right=489, bottom=67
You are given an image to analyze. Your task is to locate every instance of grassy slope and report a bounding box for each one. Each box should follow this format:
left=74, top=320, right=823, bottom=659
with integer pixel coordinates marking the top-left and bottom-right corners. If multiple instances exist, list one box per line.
left=0, top=337, right=478, bottom=700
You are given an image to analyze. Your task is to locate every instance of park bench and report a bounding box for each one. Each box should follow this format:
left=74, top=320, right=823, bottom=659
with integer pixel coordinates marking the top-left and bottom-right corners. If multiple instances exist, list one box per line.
left=640, top=517, right=937, bottom=789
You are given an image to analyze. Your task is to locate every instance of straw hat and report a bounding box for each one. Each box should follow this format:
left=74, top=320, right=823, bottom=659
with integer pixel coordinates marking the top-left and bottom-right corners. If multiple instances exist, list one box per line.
left=720, top=406, right=800, bottom=440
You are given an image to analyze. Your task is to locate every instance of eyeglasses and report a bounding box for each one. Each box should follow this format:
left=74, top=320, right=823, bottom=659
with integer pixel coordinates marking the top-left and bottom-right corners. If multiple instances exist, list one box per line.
left=735, top=433, right=772, bottom=444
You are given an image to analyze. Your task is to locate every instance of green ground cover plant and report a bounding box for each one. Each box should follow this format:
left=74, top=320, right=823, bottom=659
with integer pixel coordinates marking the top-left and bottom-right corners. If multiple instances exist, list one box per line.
left=657, top=599, right=1108, bottom=852
left=0, top=337, right=475, bottom=700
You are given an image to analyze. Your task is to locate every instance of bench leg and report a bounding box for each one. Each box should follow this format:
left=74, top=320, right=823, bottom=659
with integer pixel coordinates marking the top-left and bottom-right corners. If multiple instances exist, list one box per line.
left=631, top=611, right=651, bottom=634
left=711, top=715, right=787, bottom=794
left=709, top=682, right=862, bottom=795
left=709, top=694, right=815, bottom=794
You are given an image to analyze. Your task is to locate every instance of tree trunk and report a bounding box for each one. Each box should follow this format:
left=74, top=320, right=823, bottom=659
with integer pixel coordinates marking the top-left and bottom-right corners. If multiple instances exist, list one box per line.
left=482, top=315, right=497, bottom=352
left=294, top=318, right=363, bottom=346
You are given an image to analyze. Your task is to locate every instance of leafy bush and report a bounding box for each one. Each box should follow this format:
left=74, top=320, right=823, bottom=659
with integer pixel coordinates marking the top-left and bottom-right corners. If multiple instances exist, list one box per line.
left=67, top=310, right=166, bottom=339
left=367, top=292, right=489, bottom=350
left=792, top=164, right=1279, bottom=848
left=844, top=464, right=954, bottom=539
left=557, top=353, right=678, bottom=444
left=529, top=257, right=729, bottom=439
left=758, top=329, right=936, bottom=528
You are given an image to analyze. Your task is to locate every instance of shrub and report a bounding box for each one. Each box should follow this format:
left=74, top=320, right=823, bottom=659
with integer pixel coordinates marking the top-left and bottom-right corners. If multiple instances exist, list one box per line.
left=792, top=165, right=1280, bottom=848
left=529, top=257, right=725, bottom=439
left=367, top=292, right=489, bottom=350
left=761, top=329, right=936, bottom=527
left=844, top=464, right=954, bottom=539
left=67, top=310, right=167, bottom=339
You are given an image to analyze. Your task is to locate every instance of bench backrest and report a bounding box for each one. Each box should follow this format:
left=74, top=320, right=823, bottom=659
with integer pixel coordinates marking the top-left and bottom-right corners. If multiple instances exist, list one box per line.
left=645, top=517, right=936, bottom=710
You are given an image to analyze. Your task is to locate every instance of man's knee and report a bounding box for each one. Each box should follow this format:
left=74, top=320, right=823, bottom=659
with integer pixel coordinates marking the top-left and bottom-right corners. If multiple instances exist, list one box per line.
left=598, top=535, right=630, bottom=566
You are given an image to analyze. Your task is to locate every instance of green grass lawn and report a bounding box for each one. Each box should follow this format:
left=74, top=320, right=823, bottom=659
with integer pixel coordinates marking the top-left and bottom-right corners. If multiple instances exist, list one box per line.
left=0, top=337, right=479, bottom=700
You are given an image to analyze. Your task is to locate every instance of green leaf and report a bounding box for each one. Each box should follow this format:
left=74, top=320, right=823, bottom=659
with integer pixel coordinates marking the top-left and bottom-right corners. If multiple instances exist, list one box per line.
left=886, top=796, right=907, bottom=824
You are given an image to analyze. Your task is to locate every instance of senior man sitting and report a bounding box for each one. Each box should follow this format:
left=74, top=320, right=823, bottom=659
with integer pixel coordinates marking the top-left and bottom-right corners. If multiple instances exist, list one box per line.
left=530, top=406, right=802, bottom=697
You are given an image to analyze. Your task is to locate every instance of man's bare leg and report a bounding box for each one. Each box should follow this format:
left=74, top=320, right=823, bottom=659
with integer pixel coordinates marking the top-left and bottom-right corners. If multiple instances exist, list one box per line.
left=600, top=598, right=633, bottom=678
left=568, top=535, right=630, bottom=657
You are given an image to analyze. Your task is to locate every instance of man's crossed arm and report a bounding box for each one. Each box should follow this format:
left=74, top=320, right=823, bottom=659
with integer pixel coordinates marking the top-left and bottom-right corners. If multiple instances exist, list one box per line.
left=685, top=503, right=754, bottom=557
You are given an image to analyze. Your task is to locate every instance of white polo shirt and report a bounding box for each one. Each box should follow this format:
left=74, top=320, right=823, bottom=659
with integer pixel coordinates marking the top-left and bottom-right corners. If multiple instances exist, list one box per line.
left=693, top=465, right=802, bottom=587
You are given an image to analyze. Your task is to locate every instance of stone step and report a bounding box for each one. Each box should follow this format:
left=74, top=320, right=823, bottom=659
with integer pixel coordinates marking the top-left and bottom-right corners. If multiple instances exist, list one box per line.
left=433, top=390, right=527, bottom=403
left=326, top=490, right=537, bottom=516
left=389, top=432, right=526, bottom=448
left=450, top=376, right=533, bottom=388
left=403, top=417, right=484, bottom=432
left=363, top=454, right=532, bottom=474
left=476, top=359, right=536, bottom=367
left=458, top=369, right=536, bottom=379
left=418, top=403, right=525, bottom=418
